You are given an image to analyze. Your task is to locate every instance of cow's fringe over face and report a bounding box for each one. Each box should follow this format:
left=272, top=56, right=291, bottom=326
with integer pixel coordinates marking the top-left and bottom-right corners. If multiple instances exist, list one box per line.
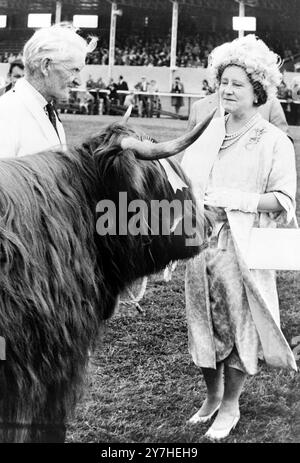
left=84, top=123, right=204, bottom=295
left=0, top=121, right=204, bottom=442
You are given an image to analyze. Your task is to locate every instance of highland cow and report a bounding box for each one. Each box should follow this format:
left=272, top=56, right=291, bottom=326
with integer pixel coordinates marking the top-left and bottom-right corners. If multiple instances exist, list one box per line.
left=0, top=111, right=213, bottom=442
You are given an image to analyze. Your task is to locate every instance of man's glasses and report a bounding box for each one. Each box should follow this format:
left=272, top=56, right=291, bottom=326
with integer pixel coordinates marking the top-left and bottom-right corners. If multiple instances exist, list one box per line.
left=52, top=61, right=82, bottom=77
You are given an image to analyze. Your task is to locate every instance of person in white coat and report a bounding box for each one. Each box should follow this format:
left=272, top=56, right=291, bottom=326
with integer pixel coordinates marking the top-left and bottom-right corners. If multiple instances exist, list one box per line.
left=0, top=23, right=97, bottom=158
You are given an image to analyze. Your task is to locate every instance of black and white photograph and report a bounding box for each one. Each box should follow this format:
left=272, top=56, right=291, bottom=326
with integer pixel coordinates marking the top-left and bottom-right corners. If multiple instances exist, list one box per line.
left=0, top=0, right=299, bottom=449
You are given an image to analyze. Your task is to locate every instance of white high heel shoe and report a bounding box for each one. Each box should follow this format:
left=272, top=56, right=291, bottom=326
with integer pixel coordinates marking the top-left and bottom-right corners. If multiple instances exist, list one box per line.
left=188, top=402, right=221, bottom=424
left=205, top=413, right=240, bottom=440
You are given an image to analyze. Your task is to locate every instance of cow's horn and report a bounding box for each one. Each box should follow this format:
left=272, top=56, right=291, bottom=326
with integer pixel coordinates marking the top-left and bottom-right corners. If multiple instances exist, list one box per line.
left=120, top=108, right=217, bottom=160
left=122, top=104, right=133, bottom=123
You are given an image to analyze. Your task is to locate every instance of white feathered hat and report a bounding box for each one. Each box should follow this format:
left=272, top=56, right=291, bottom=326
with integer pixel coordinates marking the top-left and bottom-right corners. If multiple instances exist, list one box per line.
left=209, top=34, right=282, bottom=99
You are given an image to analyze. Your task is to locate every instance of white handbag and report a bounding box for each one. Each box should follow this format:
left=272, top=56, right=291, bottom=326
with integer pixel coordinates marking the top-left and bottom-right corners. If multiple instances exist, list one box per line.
left=245, top=215, right=300, bottom=270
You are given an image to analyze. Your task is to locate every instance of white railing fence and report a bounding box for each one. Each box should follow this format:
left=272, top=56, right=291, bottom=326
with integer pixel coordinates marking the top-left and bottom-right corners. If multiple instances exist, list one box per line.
left=59, top=88, right=300, bottom=125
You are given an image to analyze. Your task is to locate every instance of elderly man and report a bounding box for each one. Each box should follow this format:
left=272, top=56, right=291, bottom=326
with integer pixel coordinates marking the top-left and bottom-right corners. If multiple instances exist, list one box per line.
left=0, top=23, right=96, bottom=158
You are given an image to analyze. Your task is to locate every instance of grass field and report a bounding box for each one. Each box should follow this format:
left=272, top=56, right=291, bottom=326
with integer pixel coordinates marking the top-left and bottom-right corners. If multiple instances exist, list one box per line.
left=61, top=114, right=300, bottom=443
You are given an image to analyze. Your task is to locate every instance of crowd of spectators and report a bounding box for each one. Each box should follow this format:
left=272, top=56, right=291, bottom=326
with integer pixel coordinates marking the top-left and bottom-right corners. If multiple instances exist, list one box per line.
left=0, top=51, right=23, bottom=63
left=61, top=74, right=163, bottom=117
left=1, top=56, right=300, bottom=123
left=1, top=30, right=300, bottom=121
left=1, top=30, right=300, bottom=69
left=83, top=32, right=241, bottom=67
left=57, top=69, right=300, bottom=124
left=84, top=30, right=300, bottom=69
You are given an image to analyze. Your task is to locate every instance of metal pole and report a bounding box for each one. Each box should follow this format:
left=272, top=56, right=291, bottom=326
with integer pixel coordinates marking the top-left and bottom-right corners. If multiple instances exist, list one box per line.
left=170, top=1, right=179, bottom=90
left=55, top=0, right=62, bottom=24
left=108, top=2, right=117, bottom=82
left=239, top=0, right=245, bottom=38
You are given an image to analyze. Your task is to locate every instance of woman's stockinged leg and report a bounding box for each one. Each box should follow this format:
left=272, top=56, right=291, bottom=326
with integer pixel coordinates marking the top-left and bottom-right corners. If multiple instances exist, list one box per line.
left=205, top=365, right=247, bottom=439
left=212, top=364, right=247, bottom=421
left=201, top=363, right=224, bottom=407
left=188, top=363, right=224, bottom=423
left=222, top=365, right=247, bottom=413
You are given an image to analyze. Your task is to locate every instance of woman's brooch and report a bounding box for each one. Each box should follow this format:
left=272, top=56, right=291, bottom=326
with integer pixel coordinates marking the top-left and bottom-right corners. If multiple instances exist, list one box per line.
left=245, top=127, right=266, bottom=150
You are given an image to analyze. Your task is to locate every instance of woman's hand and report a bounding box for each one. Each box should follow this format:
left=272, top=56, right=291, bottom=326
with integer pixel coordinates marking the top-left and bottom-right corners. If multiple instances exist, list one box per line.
left=204, top=188, right=260, bottom=213
left=204, top=188, right=284, bottom=214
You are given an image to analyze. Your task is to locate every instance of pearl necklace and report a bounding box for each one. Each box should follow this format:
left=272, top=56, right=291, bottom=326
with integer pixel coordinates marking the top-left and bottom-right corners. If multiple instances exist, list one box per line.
left=220, top=113, right=259, bottom=150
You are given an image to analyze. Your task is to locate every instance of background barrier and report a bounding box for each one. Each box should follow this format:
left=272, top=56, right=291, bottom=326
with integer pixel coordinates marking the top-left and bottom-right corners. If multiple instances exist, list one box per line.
left=0, top=62, right=299, bottom=123
left=59, top=87, right=300, bottom=124
left=0, top=62, right=298, bottom=94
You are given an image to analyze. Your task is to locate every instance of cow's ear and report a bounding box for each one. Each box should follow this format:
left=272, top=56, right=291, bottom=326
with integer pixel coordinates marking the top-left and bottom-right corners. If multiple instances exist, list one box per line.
left=40, top=57, right=51, bottom=77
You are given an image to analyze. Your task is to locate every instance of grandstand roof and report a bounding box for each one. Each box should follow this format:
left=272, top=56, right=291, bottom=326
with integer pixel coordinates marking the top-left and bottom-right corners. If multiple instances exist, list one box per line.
left=0, top=0, right=299, bottom=14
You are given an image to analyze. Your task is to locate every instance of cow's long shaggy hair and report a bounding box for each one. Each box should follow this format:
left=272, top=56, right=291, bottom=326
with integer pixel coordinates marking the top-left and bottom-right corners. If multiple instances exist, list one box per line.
left=0, top=123, right=203, bottom=442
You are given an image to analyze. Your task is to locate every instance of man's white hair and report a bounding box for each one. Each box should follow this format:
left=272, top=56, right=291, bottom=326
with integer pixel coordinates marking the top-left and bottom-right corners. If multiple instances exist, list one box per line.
left=23, top=22, right=97, bottom=74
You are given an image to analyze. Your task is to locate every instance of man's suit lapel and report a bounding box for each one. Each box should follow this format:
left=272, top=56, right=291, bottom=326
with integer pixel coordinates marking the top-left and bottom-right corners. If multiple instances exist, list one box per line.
left=14, top=79, right=61, bottom=147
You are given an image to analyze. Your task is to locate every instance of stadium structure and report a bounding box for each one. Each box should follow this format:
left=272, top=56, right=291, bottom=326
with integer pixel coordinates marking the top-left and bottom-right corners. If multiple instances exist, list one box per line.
left=0, top=1, right=299, bottom=57
left=0, top=1, right=299, bottom=120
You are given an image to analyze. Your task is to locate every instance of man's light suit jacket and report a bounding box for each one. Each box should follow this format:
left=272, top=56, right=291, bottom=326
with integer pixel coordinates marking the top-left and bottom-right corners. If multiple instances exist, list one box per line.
left=0, top=78, right=66, bottom=158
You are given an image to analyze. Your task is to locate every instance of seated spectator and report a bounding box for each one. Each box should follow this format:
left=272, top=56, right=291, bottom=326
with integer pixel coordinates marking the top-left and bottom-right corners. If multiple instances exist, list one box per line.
left=201, top=79, right=213, bottom=95
left=95, top=76, right=106, bottom=89
left=77, top=90, right=94, bottom=114
left=4, top=29, right=300, bottom=70
left=86, top=74, right=96, bottom=90
left=148, top=79, right=158, bottom=93
left=277, top=80, right=292, bottom=100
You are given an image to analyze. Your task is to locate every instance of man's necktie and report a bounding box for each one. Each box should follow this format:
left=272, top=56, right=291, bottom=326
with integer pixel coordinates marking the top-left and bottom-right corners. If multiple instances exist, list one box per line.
left=45, top=102, right=60, bottom=141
